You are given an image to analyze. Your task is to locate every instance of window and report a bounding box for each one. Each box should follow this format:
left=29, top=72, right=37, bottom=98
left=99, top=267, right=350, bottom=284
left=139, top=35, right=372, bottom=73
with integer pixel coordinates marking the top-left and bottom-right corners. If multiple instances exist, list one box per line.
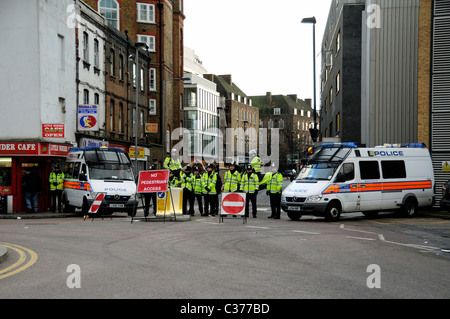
left=137, top=34, right=155, bottom=52
left=329, top=87, right=333, bottom=104
left=94, top=39, right=99, bottom=68
left=99, top=0, right=119, bottom=29
left=381, top=161, right=407, bottom=179
left=133, top=63, right=136, bottom=87
left=58, top=34, right=65, bottom=70
left=109, top=49, right=115, bottom=76
left=140, top=67, right=144, bottom=91
left=140, top=111, right=144, bottom=137
left=137, top=3, right=155, bottom=23
left=119, top=103, right=123, bottom=134
left=83, top=89, right=89, bottom=104
left=94, top=93, right=99, bottom=105
left=119, top=54, right=124, bottom=80
left=109, top=100, right=115, bottom=131
left=150, top=69, right=156, bottom=91
left=336, top=30, right=341, bottom=53
left=149, top=99, right=156, bottom=115
left=83, top=32, right=89, bottom=62
left=274, top=108, right=281, bottom=115
left=337, top=163, right=354, bottom=182
left=336, top=72, right=340, bottom=93
left=336, top=112, right=340, bottom=133
left=359, top=161, right=380, bottom=180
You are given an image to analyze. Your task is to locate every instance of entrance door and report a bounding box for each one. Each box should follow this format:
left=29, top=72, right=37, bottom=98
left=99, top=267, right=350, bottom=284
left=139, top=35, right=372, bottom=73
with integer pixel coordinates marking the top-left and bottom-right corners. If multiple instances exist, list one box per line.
left=18, top=162, right=50, bottom=213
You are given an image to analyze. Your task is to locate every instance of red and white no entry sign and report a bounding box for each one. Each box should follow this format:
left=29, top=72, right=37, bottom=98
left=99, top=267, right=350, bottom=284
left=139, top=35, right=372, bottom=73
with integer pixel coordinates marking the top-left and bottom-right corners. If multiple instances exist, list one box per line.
left=221, top=193, right=246, bottom=215
left=89, top=193, right=105, bottom=214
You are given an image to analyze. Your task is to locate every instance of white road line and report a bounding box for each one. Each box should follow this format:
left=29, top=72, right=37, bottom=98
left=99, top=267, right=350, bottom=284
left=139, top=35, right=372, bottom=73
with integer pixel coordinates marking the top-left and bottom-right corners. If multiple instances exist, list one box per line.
left=246, top=226, right=270, bottom=230
left=291, top=230, right=320, bottom=235
left=346, top=236, right=376, bottom=241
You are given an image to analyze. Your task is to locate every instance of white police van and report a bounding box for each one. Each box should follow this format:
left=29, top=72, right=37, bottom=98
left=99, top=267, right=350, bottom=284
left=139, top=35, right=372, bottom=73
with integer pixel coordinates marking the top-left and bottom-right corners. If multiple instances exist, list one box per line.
left=281, top=143, right=435, bottom=221
left=62, top=147, right=137, bottom=215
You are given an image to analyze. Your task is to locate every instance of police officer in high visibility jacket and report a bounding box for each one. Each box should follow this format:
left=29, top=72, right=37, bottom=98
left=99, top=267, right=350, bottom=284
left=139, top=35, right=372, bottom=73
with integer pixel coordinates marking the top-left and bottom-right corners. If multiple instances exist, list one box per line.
left=203, top=163, right=218, bottom=216
left=249, top=150, right=262, bottom=179
left=261, top=163, right=284, bottom=219
left=49, top=164, right=65, bottom=212
left=180, top=166, right=194, bottom=215
left=191, top=166, right=204, bottom=216
left=223, top=162, right=241, bottom=193
left=168, top=170, right=180, bottom=188
left=240, top=164, right=259, bottom=218
left=164, top=148, right=182, bottom=171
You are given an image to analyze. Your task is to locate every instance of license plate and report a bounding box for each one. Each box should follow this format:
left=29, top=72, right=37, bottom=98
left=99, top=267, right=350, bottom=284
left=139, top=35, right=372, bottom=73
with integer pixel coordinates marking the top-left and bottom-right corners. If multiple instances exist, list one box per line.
left=289, top=206, right=301, bottom=211
left=109, top=204, right=125, bottom=208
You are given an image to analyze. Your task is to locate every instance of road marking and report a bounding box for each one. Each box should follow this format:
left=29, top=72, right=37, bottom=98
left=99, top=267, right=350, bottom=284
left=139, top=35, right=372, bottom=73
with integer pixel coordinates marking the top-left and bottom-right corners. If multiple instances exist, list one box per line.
left=246, top=226, right=270, bottom=230
left=0, top=243, right=38, bottom=280
left=346, top=236, right=376, bottom=241
left=291, top=230, right=320, bottom=235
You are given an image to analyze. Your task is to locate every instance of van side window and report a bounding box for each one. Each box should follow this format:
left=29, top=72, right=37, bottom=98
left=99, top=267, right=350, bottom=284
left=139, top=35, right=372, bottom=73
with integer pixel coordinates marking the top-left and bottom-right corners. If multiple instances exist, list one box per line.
left=359, top=161, right=380, bottom=180
left=381, top=160, right=406, bottom=179
left=337, top=163, right=354, bottom=181
left=64, top=162, right=74, bottom=179
left=73, top=162, right=81, bottom=180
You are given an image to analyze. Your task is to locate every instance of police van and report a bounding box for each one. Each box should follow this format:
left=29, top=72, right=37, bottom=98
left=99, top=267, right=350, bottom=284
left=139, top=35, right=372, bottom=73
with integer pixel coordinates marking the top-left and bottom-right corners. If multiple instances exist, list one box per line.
left=281, top=143, right=435, bottom=221
left=62, top=147, right=137, bottom=215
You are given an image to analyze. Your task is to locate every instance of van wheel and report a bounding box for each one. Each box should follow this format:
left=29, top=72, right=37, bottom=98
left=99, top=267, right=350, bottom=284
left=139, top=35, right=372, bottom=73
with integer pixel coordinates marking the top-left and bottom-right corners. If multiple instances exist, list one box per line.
left=82, top=198, right=89, bottom=215
left=325, top=202, right=341, bottom=222
left=62, top=197, right=75, bottom=213
left=402, top=197, right=418, bottom=218
left=287, top=212, right=302, bottom=221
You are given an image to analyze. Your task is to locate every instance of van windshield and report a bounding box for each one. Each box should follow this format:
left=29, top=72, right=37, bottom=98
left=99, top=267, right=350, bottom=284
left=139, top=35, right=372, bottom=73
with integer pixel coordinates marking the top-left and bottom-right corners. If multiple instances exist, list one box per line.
left=296, top=162, right=340, bottom=181
left=85, top=150, right=134, bottom=181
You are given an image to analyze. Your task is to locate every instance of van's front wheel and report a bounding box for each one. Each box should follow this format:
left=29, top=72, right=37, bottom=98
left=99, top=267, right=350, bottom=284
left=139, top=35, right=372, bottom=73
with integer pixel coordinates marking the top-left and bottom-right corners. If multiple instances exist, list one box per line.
left=325, top=202, right=341, bottom=222
left=287, top=211, right=302, bottom=221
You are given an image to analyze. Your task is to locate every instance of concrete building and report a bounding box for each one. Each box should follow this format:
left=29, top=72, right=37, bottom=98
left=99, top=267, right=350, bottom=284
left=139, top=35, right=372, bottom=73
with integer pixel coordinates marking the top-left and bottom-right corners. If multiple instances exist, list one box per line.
left=183, top=72, right=220, bottom=162
left=0, top=0, right=77, bottom=213
left=184, top=46, right=208, bottom=75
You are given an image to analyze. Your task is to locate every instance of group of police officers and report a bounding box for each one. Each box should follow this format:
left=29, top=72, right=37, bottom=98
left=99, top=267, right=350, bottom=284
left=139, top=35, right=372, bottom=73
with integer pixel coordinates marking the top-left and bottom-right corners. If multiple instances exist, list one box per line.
left=151, top=148, right=285, bottom=219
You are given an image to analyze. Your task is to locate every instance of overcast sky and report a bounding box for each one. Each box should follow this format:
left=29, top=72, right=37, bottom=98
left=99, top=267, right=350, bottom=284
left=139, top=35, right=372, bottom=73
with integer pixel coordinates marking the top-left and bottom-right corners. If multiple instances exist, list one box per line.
left=184, top=0, right=332, bottom=103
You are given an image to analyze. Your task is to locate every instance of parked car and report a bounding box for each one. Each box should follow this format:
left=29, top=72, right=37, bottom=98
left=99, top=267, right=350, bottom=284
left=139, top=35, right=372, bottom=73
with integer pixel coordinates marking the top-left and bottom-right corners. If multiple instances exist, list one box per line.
left=440, top=179, right=450, bottom=212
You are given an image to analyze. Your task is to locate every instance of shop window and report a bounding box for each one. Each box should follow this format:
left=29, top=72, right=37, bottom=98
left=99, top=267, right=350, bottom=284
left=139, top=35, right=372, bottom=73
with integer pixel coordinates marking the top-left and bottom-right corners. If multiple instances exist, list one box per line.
left=0, top=158, right=12, bottom=186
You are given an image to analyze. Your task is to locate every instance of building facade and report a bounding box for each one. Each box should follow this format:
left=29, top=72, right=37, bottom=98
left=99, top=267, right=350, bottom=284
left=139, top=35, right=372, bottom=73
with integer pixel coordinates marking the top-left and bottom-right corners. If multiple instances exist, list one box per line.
left=0, top=0, right=77, bottom=213
left=251, top=93, right=315, bottom=171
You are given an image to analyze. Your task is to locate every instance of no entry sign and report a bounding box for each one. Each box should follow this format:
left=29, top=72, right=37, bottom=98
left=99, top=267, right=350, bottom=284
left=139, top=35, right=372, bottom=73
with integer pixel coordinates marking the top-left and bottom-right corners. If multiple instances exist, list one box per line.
left=137, top=170, right=169, bottom=193
left=221, top=193, right=246, bottom=215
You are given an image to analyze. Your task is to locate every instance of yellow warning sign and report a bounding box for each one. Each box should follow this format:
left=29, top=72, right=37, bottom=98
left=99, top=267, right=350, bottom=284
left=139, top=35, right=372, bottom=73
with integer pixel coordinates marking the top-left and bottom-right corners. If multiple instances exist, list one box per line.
left=443, top=161, right=450, bottom=172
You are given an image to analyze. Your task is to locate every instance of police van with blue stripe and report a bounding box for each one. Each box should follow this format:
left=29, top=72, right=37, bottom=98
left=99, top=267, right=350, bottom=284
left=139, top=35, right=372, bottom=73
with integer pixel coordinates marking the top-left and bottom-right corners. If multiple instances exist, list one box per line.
left=62, top=147, right=137, bottom=216
left=281, top=143, right=435, bottom=221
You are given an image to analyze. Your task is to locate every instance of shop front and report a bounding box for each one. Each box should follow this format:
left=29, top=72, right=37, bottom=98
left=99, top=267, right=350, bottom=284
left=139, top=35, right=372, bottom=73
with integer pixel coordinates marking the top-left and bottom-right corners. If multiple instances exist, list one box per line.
left=0, top=142, right=71, bottom=214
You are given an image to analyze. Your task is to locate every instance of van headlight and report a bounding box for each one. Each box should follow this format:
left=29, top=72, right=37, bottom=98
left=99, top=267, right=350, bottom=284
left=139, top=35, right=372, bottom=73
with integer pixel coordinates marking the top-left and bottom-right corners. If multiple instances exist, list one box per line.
left=306, top=195, right=322, bottom=203
left=281, top=195, right=286, bottom=203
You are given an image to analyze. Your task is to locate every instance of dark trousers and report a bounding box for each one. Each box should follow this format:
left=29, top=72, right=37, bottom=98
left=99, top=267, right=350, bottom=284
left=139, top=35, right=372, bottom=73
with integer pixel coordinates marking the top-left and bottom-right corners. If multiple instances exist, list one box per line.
left=50, top=190, right=62, bottom=212
left=193, top=193, right=203, bottom=215
left=245, top=192, right=257, bottom=217
left=269, top=193, right=282, bottom=218
left=143, top=193, right=157, bottom=216
left=204, top=194, right=218, bottom=216
left=182, top=188, right=194, bottom=215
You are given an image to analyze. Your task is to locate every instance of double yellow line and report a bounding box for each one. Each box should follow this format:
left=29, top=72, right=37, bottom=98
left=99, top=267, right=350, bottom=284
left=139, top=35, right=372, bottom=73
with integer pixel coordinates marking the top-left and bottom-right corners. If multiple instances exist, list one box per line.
left=0, top=243, right=38, bottom=280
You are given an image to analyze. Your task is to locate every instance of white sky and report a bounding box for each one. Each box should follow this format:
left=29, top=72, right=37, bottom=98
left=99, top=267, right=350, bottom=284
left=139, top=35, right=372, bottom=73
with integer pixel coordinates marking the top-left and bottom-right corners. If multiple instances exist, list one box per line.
left=184, top=0, right=332, bottom=103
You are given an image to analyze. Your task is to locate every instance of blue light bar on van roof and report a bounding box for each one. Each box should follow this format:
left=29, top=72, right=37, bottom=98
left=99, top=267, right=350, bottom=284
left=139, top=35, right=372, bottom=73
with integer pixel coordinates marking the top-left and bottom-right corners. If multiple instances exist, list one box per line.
left=69, top=147, right=124, bottom=152
left=321, top=142, right=359, bottom=148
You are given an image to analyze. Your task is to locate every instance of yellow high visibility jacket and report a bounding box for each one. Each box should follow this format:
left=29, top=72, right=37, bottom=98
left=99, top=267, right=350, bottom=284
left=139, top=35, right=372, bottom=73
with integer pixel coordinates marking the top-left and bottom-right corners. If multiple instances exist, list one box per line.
left=240, top=172, right=259, bottom=194
left=223, top=170, right=241, bottom=192
left=260, top=172, right=283, bottom=194
left=203, top=172, right=218, bottom=195
left=49, top=172, right=65, bottom=191
left=192, top=174, right=204, bottom=195
left=180, top=172, right=194, bottom=191
left=251, top=156, right=261, bottom=173
left=163, top=157, right=182, bottom=171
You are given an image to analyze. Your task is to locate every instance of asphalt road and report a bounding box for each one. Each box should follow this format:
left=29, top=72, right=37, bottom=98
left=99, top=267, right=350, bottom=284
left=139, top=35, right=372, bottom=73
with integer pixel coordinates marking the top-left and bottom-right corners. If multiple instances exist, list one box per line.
left=1, top=200, right=450, bottom=300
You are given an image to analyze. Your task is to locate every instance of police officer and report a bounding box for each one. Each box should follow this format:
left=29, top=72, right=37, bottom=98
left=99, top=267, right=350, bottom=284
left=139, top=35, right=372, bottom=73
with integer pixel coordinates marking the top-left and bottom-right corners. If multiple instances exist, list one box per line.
left=143, top=165, right=157, bottom=217
left=168, top=170, right=180, bottom=188
left=49, top=164, right=64, bottom=212
left=164, top=148, right=182, bottom=171
left=249, top=150, right=262, bottom=180
left=240, top=164, right=259, bottom=218
left=203, top=163, right=218, bottom=216
left=261, top=163, right=284, bottom=219
left=191, top=166, right=204, bottom=216
left=181, top=166, right=194, bottom=215
left=223, top=162, right=241, bottom=193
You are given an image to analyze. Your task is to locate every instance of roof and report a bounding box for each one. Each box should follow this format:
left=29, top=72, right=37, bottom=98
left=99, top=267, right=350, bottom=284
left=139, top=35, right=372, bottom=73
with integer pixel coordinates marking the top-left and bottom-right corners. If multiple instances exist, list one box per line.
left=250, top=93, right=314, bottom=116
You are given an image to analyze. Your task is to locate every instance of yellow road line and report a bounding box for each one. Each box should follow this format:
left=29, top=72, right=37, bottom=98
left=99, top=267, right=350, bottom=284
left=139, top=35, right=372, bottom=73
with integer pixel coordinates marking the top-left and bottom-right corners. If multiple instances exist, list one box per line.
left=0, top=243, right=38, bottom=280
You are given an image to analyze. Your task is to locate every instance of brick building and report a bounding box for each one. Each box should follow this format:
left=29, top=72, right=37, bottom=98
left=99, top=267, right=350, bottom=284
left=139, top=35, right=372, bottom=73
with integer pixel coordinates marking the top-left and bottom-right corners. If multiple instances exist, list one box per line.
left=83, top=0, right=185, bottom=165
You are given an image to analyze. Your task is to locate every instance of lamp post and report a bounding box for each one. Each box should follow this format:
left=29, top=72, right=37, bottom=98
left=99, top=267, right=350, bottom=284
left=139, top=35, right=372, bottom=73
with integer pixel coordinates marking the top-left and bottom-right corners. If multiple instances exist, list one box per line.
left=133, top=42, right=148, bottom=177
left=301, top=16, right=319, bottom=142
left=162, top=76, right=190, bottom=157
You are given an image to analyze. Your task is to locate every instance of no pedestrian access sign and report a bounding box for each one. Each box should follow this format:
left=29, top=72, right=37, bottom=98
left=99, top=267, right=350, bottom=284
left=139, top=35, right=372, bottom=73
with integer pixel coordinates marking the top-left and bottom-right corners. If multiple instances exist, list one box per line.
left=137, top=170, right=170, bottom=193
left=221, top=193, right=246, bottom=216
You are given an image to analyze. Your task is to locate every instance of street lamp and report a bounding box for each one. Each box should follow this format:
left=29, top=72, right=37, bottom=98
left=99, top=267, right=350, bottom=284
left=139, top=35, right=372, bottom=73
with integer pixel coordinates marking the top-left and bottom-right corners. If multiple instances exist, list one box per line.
left=133, top=42, right=148, bottom=177
left=301, top=16, right=319, bottom=143
left=162, top=76, right=190, bottom=157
